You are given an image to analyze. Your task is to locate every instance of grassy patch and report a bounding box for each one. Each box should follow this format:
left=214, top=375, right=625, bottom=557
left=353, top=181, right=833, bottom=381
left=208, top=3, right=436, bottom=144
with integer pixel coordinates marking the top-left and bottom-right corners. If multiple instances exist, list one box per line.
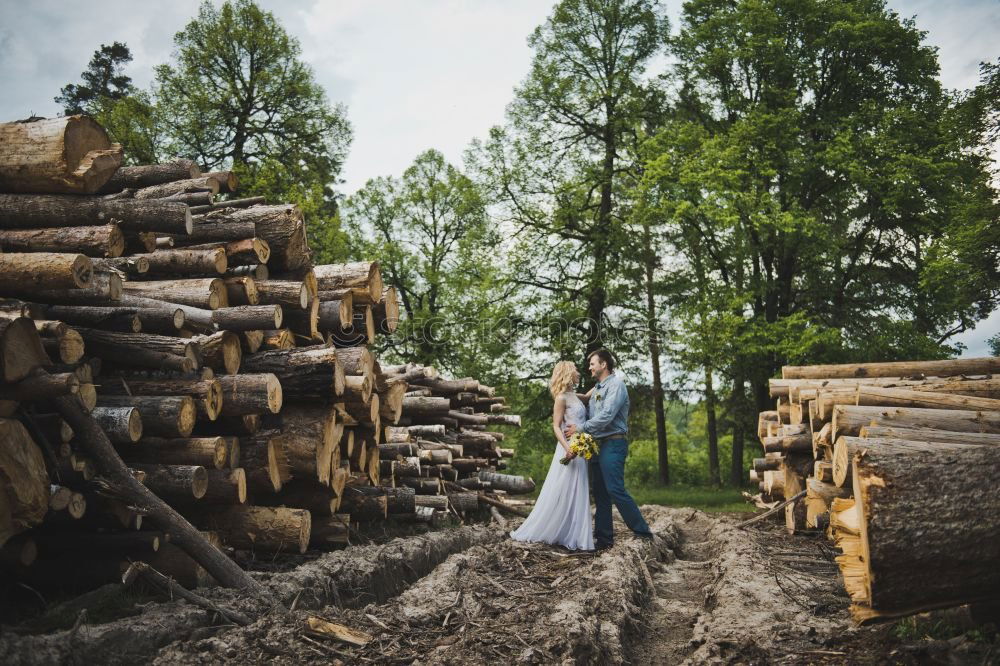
left=631, top=485, right=750, bottom=512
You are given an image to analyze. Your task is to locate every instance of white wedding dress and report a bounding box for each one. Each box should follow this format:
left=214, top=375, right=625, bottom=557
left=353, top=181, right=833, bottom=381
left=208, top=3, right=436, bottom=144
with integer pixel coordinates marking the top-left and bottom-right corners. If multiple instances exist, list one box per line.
left=509, top=391, right=594, bottom=551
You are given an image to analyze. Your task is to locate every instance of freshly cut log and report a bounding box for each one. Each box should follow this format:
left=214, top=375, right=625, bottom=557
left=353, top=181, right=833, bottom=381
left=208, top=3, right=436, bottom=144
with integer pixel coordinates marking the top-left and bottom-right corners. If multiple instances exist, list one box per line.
left=189, top=196, right=266, bottom=215
left=100, top=159, right=199, bottom=193
left=256, top=280, right=308, bottom=309
left=90, top=406, right=143, bottom=444
left=859, top=425, right=1000, bottom=446
left=188, top=468, right=247, bottom=505
left=402, top=396, right=451, bottom=416
left=409, top=376, right=480, bottom=395
left=0, top=194, right=192, bottom=234
left=134, top=248, right=228, bottom=276
left=310, top=514, right=350, bottom=547
left=762, top=433, right=812, bottom=453
left=0, top=115, right=122, bottom=193
left=832, top=405, right=1000, bottom=438
left=76, top=328, right=201, bottom=371
left=102, top=377, right=222, bottom=422
left=191, top=331, right=241, bottom=375
left=239, top=435, right=286, bottom=493
left=372, top=287, right=399, bottom=335
left=838, top=440, right=1000, bottom=623
left=97, top=395, right=196, bottom=438
left=0, top=224, right=124, bottom=257
left=855, top=386, right=1000, bottom=412
left=39, top=325, right=84, bottom=363
left=477, top=470, right=535, bottom=495
left=203, top=170, right=238, bottom=193
left=257, top=479, right=337, bottom=516
left=133, top=176, right=219, bottom=200
left=188, top=237, right=269, bottom=265
left=448, top=491, right=480, bottom=513
left=50, top=393, right=270, bottom=598
left=212, top=304, right=282, bottom=331
left=0, top=252, right=92, bottom=291
left=278, top=405, right=336, bottom=485
left=131, top=464, right=208, bottom=501
left=124, top=437, right=227, bottom=469
left=241, top=345, right=345, bottom=401
left=349, top=485, right=415, bottom=514
left=317, top=299, right=351, bottom=332
left=123, top=278, right=228, bottom=310
left=339, top=487, right=387, bottom=521
left=413, top=495, right=448, bottom=511
left=241, top=329, right=264, bottom=353
left=334, top=346, right=374, bottom=377
left=218, top=374, right=283, bottom=416
left=0, top=419, right=49, bottom=545
left=200, top=205, right=309, bottom=271
left=193, top=505, right=311, bottom=554
left=783, top=357, right=1000, bottom=380
left=314, top=262, right=382, bottom=301
left=0, top=371, right=78, bottom=400
left=834, top=434, right=990, bottom=488
left=118, top=294, right=213, bottom=333
left=0, top=317, right=48, bottom=382
left=169, top=220, right=256, bottom=246
left=222, top=276, right=258, bottom=306
left=284, top=297, right=320, bottom=343
left=44, top=305, right=142, bottom=332
left=804, top=477, right=850, bottom=528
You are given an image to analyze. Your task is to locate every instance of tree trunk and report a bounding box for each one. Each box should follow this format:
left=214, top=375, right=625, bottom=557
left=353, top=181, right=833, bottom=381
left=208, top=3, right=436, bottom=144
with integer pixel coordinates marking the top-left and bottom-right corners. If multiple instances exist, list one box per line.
left=124, top=437, right=227, bottom=469
left=76, top=327, right=201, bottom=369
left=222, top=276, right=259, bottom=306
left=218, top=373, right=283, bottom=416
left=133, top=248, right=228, bottom=276
left=832, top=405, right=1000, bottom=438
left=255, top=280, right=308, bottom=310
left=122, top=278, right=228, bottom=310
left=133, top=176, right=219, bottom=200
left=241, top=345, right=345, bottom=401
left=704, top=365, right=721, bottom=486
left=859, top=425, right=1000, bottom=445
left=855, top=386, right=1000, bottom=412
left=0, top=116, right=122, bottom=193
left=102, top=377, right=222, bottom=422
left=0, top=194, right=192, bottom=234
left=313, top=262, right=382, bottom=302
left=0, top=252, right=92, bottom=292
left=197, top=205, right=309, bottom=271
left=191, top=331, right=242, bottom=375
left=192, top=505, right=311, bottom=554
left=131, top=463, right=208, bottom=501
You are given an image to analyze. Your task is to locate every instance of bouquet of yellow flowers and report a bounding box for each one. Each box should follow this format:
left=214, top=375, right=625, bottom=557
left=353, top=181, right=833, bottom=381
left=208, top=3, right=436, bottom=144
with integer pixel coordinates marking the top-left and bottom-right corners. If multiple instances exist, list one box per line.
left=560, top=432, right=598, bottom=465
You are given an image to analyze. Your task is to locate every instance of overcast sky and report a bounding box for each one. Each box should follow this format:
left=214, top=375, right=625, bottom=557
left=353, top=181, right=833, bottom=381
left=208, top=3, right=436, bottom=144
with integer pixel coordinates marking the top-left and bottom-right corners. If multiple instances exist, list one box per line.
left=0, top=0, right=997, bottom=355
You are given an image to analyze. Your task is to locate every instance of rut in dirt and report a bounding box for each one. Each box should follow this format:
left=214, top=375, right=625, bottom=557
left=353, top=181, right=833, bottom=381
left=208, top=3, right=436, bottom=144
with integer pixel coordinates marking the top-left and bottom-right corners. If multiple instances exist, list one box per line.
left=631, top=511, right=718, bottom=666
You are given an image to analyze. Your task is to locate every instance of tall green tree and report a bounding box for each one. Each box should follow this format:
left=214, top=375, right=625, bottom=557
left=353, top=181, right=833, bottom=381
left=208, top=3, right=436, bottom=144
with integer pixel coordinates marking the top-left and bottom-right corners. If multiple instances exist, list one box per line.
left=154, top=0, right=352, bottom=258
left=56, top=42, right=135, bottom=115
left=638, top=0, right=999, bottom=485
left=344, top=150, right=519, bottom=381
left=473, top=0, right=669, bottom=358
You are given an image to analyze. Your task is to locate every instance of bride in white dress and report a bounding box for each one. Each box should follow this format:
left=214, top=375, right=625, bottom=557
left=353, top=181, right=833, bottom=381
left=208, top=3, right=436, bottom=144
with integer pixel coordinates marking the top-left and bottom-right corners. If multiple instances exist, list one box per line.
left=510, top=361, right=594, bottom=551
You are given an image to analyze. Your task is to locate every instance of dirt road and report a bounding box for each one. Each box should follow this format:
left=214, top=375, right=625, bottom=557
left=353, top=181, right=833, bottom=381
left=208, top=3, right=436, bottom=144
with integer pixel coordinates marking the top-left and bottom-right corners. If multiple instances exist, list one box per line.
left=2, top=506, right=995, bottom=664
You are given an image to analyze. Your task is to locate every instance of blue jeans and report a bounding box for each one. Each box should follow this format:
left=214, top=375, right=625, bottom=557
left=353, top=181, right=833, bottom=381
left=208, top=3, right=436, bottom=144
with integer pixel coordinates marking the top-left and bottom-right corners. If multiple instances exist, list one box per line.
left=590, top=438, right=652, bottom=546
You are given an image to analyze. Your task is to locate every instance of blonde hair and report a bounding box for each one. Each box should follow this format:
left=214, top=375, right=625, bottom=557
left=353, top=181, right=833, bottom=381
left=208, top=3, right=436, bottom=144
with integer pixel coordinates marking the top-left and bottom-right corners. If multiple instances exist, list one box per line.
left=549, top=361, right=578, bottom=399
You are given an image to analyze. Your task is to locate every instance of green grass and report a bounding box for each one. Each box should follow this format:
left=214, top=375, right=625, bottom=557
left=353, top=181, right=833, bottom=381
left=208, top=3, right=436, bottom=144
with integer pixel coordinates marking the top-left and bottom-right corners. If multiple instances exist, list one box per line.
left=631, top=485, right=750, bottom=513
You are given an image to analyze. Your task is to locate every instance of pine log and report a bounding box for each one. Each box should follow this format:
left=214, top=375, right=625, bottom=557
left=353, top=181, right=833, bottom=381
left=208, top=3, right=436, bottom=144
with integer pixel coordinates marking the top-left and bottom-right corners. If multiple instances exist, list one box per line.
left=313, top=262, right=382, bottom=302
left=0, top=317, right=49, bottom=382
left=783, top=357, right=1000, bottom=380
left=124, top=436, right=227, bottom=469
left=44, top=305, right=142, bottom=332
left=90, top=406, right=143, bottom=444
left=212, top=304, right=282, bottom=331
left=278, top=405, right=336, bottom=485
left=413, top=495, right=448, bottom=511
left=218, top=373, right=283, bottom=416
left=0, top=419, right=49, bottom=545
left=839, top=440, right=1000, bottom=623
left=102, top=376, right=222, bottom=422
left=339, top=487, right=387, bottom=521
left=373, top=287, right=399, bottom=335
left=257, top=479, right=337, bottom=516
left=97, top=395, right=196, bottom=438
left=0, top=252, right=92, bottom=293
left=334, top=346, right=374, bottom=377
left=221, top=276, right=258, bottom=306
left=133, top=248, right=227, bottom=276
left=76, top=328, right=201, bottom=371
left=477, top=470, right=535, bottom=495
left=0, top=223, right=124, bottom=258
left=0, top=371, right=78, bottom=401
left=317, top=299, right=351, bottom=332
left=285, top=297, right=321, bottom=344
left=123, top=278, right=228, bottom=310
left=0, top=115, right=122, bottom=193
left=203, top=171, right=239, bottom=193
left=185, top=467, right=247, bottom=505
left=255, top=280, right=308, bottom=309
left=118, top=294, right=213, bottom=332
left=833, top=405, right=1000, bottom=438
left=193, top=505, right=310, bottom=553
left=241, top=345, right=345, bottom=401
left=0, top=194, right=192, bottom=234
left=133, top=176, right=219, bottom=200
left=856, top=386, right=1000, bottom=412
left=169, top=220, right=256, bottom=246
left=186, top=237, right=269, bottom=265
left=239, top=434, right=287, bottom=493
left=310, top=514, right=350, bottom=547
left=132, top=463, right=208, bottom=501
left=191, top=331, right=241, bottom=375
left=100, top=160, right=200, bottom=193
left=859, top=425, right=1000, bottom=445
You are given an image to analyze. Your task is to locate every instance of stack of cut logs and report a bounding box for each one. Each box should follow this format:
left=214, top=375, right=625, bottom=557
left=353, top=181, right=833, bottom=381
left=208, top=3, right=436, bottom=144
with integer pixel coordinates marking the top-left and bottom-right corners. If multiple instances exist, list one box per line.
left=751, top=356, right=1000, bottom=625
left=0, top=115, right=530, bottom=592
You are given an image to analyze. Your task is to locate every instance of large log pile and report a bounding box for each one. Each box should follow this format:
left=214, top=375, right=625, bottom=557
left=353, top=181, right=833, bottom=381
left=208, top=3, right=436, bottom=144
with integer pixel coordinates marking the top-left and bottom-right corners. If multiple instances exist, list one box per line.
left=751, top=356, right=1000, bottom=624
left=0, top=116, right=529, bottom=596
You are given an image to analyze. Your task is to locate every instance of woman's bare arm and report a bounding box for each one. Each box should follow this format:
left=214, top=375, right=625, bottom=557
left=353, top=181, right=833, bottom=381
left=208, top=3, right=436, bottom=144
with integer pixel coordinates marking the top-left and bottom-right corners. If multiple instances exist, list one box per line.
left=576, top=387, right=595, bottom=403
left=552, top=396, right=571, bottom=454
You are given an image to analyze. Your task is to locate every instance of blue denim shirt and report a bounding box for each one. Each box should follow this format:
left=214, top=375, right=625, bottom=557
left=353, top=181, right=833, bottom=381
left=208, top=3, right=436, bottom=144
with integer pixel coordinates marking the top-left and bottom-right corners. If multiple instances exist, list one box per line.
left=580, top=372, right=629, bottom=439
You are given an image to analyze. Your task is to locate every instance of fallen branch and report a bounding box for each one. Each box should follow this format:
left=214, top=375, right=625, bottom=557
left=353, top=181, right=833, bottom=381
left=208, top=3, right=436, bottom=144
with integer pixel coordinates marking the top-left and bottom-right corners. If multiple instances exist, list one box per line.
left=122, top=561, right=253, bottom=626
left=444, top=481, right=529, bottom=518
left=736, top=490, right=807, bottom=529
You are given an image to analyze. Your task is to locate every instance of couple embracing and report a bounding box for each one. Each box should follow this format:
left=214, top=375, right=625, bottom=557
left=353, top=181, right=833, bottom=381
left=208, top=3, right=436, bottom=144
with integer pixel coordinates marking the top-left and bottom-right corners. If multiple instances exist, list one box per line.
left=511, top=349, right=653, bottom=552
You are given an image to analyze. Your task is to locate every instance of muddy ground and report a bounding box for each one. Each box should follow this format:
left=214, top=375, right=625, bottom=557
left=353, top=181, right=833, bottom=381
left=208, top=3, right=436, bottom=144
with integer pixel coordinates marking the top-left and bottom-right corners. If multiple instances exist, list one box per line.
left=2, top=506, right=997, bottom=664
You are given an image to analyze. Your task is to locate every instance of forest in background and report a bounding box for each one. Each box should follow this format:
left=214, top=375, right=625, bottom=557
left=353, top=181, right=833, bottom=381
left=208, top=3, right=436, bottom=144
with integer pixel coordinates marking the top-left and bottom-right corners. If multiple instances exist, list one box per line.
left=51, top=0, right=1000, bottom=490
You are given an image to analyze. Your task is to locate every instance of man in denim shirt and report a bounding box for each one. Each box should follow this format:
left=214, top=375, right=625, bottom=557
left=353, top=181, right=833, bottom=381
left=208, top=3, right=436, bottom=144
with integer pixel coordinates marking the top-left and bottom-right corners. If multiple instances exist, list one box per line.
left=565, top=349, right=653, bottom=550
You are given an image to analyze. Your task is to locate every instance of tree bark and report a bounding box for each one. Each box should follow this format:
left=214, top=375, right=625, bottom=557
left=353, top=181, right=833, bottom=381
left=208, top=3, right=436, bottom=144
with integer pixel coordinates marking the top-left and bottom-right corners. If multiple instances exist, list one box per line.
left=218, top=373, right=283, bottom=416
left=0, top=116, right=122, bottom=193
left=856, top=386, right=1000, bottom=412
left=783, top=357, right=1000, bottom=380
left=0, top=252, right=92, bottom=292
left=76, top=327, right=201, bottom=369
left=832, top=405, right=1000, bottom=438
left=101, top=377, right=222, bottom=422
left=212, top=304, right=282, bottom=331
left=97, top=395, right=197, bottom=438
left=133, top=176, right=220, bottom=200
left=169, top=220, right=256, bottom=246
left=222, top=276, right=259, bottom=306
left=133, top=248, right=228, bottom=276
left=131, top=463, right=208, bottom=501
left=197, top=205, right=309, bottom=271
left=241, top=345, right=345, bottom=401
left=44, top=305, right=141, bottom=332
left=0, top=224, right=124, bottom=258
left=122, top=278, right=228, bottom=310
left=191, top=331, right=242, bottom=375
left=859, top=425, right=1000, bottom=445
left=191, top=505, right=311, bottom=554
left=90, top=406, right=143, bottom=444
left=476, top=470, right=535, bottom=495
left=255, top=280, right=308, bottom=309
left=313, top=262, right=382, bottom=302
left=123, top=437, right=227, bottom=469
